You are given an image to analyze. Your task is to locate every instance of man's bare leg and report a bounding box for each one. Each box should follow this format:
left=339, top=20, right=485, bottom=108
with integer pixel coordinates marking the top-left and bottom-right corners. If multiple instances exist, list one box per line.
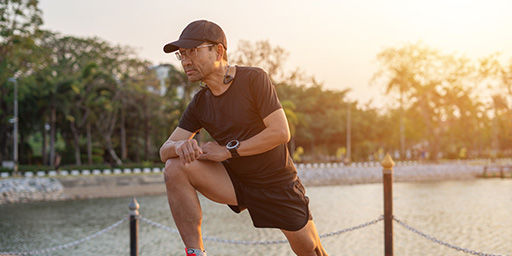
left=164, top=158, right=237, bottom=251
left=281, top=220, right=328, bottom=256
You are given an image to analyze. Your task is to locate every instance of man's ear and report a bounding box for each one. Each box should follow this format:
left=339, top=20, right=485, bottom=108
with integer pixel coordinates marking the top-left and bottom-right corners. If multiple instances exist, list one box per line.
left=216, top=44, right=224, bottom=61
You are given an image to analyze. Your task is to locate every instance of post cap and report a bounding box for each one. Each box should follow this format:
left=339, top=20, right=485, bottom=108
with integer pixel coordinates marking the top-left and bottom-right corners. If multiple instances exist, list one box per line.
left=381, top=153, right=395, bottom=170
left=129, top=197, right=140, bottom=211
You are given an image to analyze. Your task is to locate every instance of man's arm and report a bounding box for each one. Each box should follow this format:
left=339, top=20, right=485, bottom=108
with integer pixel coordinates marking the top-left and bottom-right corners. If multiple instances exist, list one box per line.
left=159, top=127, right=202, bottom=164
left=199, top=108, right=290, bottom=161
left=237, top=108, right=290, bottom=156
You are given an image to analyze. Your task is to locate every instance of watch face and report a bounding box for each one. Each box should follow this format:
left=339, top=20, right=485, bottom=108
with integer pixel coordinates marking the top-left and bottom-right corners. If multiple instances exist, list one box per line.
left=227, top=140, right=239, bottom=149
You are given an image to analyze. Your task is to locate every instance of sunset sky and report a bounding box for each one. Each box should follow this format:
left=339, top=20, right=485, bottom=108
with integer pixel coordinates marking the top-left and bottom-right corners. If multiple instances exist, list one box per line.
left=39, top=0, right=512, bottom=107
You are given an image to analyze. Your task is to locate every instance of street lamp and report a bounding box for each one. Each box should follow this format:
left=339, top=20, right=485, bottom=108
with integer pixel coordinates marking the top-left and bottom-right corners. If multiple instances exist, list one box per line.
left=346, top=103, right=351, bottom=165
left=8, top=77, right=18, bottom=176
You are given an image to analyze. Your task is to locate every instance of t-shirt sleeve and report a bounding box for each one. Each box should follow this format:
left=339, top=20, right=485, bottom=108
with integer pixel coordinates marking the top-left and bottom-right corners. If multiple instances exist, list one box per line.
left=251, top=69, right=282, bottom=119
left=178, top=94, right=202, bottom=133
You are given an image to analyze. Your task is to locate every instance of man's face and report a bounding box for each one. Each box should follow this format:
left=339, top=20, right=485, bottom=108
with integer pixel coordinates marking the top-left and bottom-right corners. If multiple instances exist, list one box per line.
left=177, top=43, right=217, bottom=82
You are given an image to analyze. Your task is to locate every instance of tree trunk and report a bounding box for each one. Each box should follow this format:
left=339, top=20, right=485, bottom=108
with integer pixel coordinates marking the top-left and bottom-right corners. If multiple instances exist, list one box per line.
left=120, top=106, right=127, bottom=161
left=19, top=132, right=24, bottom=164
left=104, top=135, right=122, bottom=166
left=135, top=140, right=140, bottom=163
left=49, top=106, right=56, bottom=167
left=70, top=122, right=82, bottom=165
left=145, top=129, right=150, bottom=161
left=87, top=122, right=92, bottom=165
left=0, top=126, right=6, bottom=163
left=42, top=122, right=47, bottom=165
left=144, top=114, right=149, bottom=161
left=492, top=107, right=499, bottom=159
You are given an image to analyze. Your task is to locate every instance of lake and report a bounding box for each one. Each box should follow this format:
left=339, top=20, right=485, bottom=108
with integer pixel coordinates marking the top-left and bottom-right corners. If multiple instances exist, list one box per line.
left=1, top=179, right=511, bottom=255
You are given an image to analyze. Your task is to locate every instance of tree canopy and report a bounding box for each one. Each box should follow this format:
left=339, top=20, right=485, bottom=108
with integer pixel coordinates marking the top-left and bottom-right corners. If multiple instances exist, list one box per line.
left=1, top=1, right=512, bottom=169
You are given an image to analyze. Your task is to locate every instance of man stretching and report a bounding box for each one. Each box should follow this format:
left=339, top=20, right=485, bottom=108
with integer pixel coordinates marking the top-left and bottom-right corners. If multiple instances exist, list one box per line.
left=160, top=20, right=328, bottom=256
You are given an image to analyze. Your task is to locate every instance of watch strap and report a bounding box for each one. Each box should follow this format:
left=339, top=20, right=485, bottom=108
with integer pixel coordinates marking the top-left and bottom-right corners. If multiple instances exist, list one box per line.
left=229, top=147, right=240, bottom=158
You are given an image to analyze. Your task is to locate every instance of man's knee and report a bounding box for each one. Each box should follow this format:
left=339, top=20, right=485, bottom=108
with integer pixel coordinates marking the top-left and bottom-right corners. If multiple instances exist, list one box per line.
left=290, top=240, right=318, bottom=256
left=164, top=158, right=186, bottom=184
left=164, top=158, right=201, bottom=184
left=284, top=223, right=324, bottom=256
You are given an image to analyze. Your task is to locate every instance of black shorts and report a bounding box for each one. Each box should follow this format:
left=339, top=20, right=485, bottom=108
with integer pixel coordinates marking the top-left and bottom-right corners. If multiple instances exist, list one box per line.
left=223, top=162, right=313, bottom=231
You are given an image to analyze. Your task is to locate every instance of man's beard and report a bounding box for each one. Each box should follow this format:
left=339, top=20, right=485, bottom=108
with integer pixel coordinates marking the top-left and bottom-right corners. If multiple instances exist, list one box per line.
left=187, top=72, right=203, bottom=82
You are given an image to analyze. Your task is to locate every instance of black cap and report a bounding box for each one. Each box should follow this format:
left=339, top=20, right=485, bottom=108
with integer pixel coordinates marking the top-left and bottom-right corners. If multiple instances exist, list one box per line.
left=163, top=20, right=227, bottom=53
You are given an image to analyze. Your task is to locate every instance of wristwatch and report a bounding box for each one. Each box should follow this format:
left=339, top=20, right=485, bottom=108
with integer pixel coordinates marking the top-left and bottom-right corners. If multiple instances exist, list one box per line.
left=226, top=140, right=240, bottom=158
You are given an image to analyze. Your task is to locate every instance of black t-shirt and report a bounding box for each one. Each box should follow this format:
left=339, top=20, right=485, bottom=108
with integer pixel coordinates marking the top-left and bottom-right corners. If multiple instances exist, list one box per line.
left=178, top=66, right=297, bottom=187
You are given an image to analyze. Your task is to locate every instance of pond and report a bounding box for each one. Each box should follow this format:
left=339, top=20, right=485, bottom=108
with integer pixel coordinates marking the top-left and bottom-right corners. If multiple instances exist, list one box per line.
left=1, top=179, right=511, bottom=255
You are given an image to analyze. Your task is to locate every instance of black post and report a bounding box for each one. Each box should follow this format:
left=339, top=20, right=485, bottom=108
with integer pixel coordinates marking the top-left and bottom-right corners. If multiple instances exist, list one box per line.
left=129, top=197, right=139, bottom=256
left=381, top=153, right=395, bottom=256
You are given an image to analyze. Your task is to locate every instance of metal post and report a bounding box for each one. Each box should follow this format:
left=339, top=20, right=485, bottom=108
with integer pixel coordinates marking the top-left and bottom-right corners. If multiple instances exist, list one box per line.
left=381, top=153, right=395, bottom=256
left=346, top=103, right=351, bottom=163
left=8, top=77, right=18, bottom=176
left=129, top=197, right=140, bottom=256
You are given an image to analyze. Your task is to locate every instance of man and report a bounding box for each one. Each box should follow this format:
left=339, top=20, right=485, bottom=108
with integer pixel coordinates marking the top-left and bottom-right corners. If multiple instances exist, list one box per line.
left=160, top=20, right=328, bottom=256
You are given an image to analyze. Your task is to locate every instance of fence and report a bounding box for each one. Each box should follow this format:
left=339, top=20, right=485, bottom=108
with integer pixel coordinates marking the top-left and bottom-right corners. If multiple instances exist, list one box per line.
left=2, top=157, right=512, bottom=179
left=1, top=154, right=509, bottom=255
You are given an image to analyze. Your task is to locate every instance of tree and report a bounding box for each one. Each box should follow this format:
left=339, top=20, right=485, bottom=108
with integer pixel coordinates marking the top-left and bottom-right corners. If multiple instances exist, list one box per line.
left=117, top=58, right=161, bottom=161
left=0, top=0, right=43, bottom=162
left=374, top=43, right=439, bottom=159
left=479, top=54, right=512, bottom=156
left=231, top=40, right=288, bottom=84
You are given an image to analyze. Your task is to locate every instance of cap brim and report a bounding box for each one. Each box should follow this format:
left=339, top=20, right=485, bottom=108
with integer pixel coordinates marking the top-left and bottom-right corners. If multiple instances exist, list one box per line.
left=163, top=39, right=204, bottom=53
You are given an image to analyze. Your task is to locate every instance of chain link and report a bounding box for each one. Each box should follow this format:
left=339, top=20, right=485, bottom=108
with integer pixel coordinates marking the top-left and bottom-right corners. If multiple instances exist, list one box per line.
left=3, top=215, right=507, bottom=254
left=141, top=216, right=384, bottom=245
left=319, top=215, right=384, bottom=238
left=393, top=216, right=508, bottom=256
left=0, top=218, right=127, bottom=255
left=139, top=217, right=180, bottom=234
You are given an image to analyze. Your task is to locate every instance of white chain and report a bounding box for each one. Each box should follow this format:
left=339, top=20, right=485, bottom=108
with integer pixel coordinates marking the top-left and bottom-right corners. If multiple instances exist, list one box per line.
left=0, top=218, right=127, bottom=255
left=140, top=216, right=384, bottom=245
left=393, top=216, right=508, bottom=256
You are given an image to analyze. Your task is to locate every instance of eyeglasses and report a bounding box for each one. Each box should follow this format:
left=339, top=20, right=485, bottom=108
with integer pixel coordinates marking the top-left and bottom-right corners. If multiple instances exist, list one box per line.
left=175, top=44, right=215, bottom=61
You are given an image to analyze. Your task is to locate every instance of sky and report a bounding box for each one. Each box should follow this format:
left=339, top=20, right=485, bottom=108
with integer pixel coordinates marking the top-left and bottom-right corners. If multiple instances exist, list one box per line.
left=39, top=0, right=512, bottom=108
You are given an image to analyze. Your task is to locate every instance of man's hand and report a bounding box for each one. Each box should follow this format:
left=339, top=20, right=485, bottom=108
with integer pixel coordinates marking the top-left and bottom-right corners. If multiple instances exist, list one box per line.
left=175, top=139, right=203, bottom=164
left=198, top=141, right=231, bottom=162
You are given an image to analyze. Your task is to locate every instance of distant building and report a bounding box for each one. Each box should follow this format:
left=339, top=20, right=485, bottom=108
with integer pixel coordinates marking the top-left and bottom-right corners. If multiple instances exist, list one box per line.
left=151, top=64, right=184, bottom=98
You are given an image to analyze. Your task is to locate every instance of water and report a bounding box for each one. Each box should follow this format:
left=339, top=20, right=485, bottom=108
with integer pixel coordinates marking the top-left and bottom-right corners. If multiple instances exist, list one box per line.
left=1, top=179, right=511, bottom=256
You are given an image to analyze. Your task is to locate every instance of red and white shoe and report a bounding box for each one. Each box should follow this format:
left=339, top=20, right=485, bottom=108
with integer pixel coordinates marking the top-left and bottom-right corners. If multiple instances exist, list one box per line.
left=185, top=248, right=207, bottom=256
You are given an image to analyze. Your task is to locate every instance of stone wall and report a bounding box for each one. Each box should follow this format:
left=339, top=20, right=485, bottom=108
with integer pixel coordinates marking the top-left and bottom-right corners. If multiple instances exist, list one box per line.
left=298, top=163, right=483, bottom=186
left=0, top=178, right=64, bottom=204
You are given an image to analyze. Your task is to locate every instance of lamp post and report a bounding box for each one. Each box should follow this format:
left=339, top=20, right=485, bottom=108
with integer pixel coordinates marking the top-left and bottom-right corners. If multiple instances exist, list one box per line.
left=8, top=77, right=18, bottom=176
left=346, top=103, right=351, bottom=164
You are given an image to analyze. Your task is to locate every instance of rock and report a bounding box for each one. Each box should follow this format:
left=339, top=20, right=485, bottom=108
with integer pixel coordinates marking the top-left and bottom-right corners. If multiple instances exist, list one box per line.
left=0, top=177, right=64, bottom=204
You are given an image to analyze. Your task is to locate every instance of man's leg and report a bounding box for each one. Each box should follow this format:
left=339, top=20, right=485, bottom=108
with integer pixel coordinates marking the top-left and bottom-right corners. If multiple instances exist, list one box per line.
left=281, top=220, right=328, bottom=256
left=164, top=158, right=237, bottom=251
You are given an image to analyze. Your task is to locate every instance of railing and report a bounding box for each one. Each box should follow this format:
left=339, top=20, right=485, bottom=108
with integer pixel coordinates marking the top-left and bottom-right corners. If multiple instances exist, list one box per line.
left=2, top=157, right=512, bottom=179
left=1, top=155, right=510, bottom=255
left=1, top=157, right=511, bottom=179
left=482, top=164, right=512, bottom=178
